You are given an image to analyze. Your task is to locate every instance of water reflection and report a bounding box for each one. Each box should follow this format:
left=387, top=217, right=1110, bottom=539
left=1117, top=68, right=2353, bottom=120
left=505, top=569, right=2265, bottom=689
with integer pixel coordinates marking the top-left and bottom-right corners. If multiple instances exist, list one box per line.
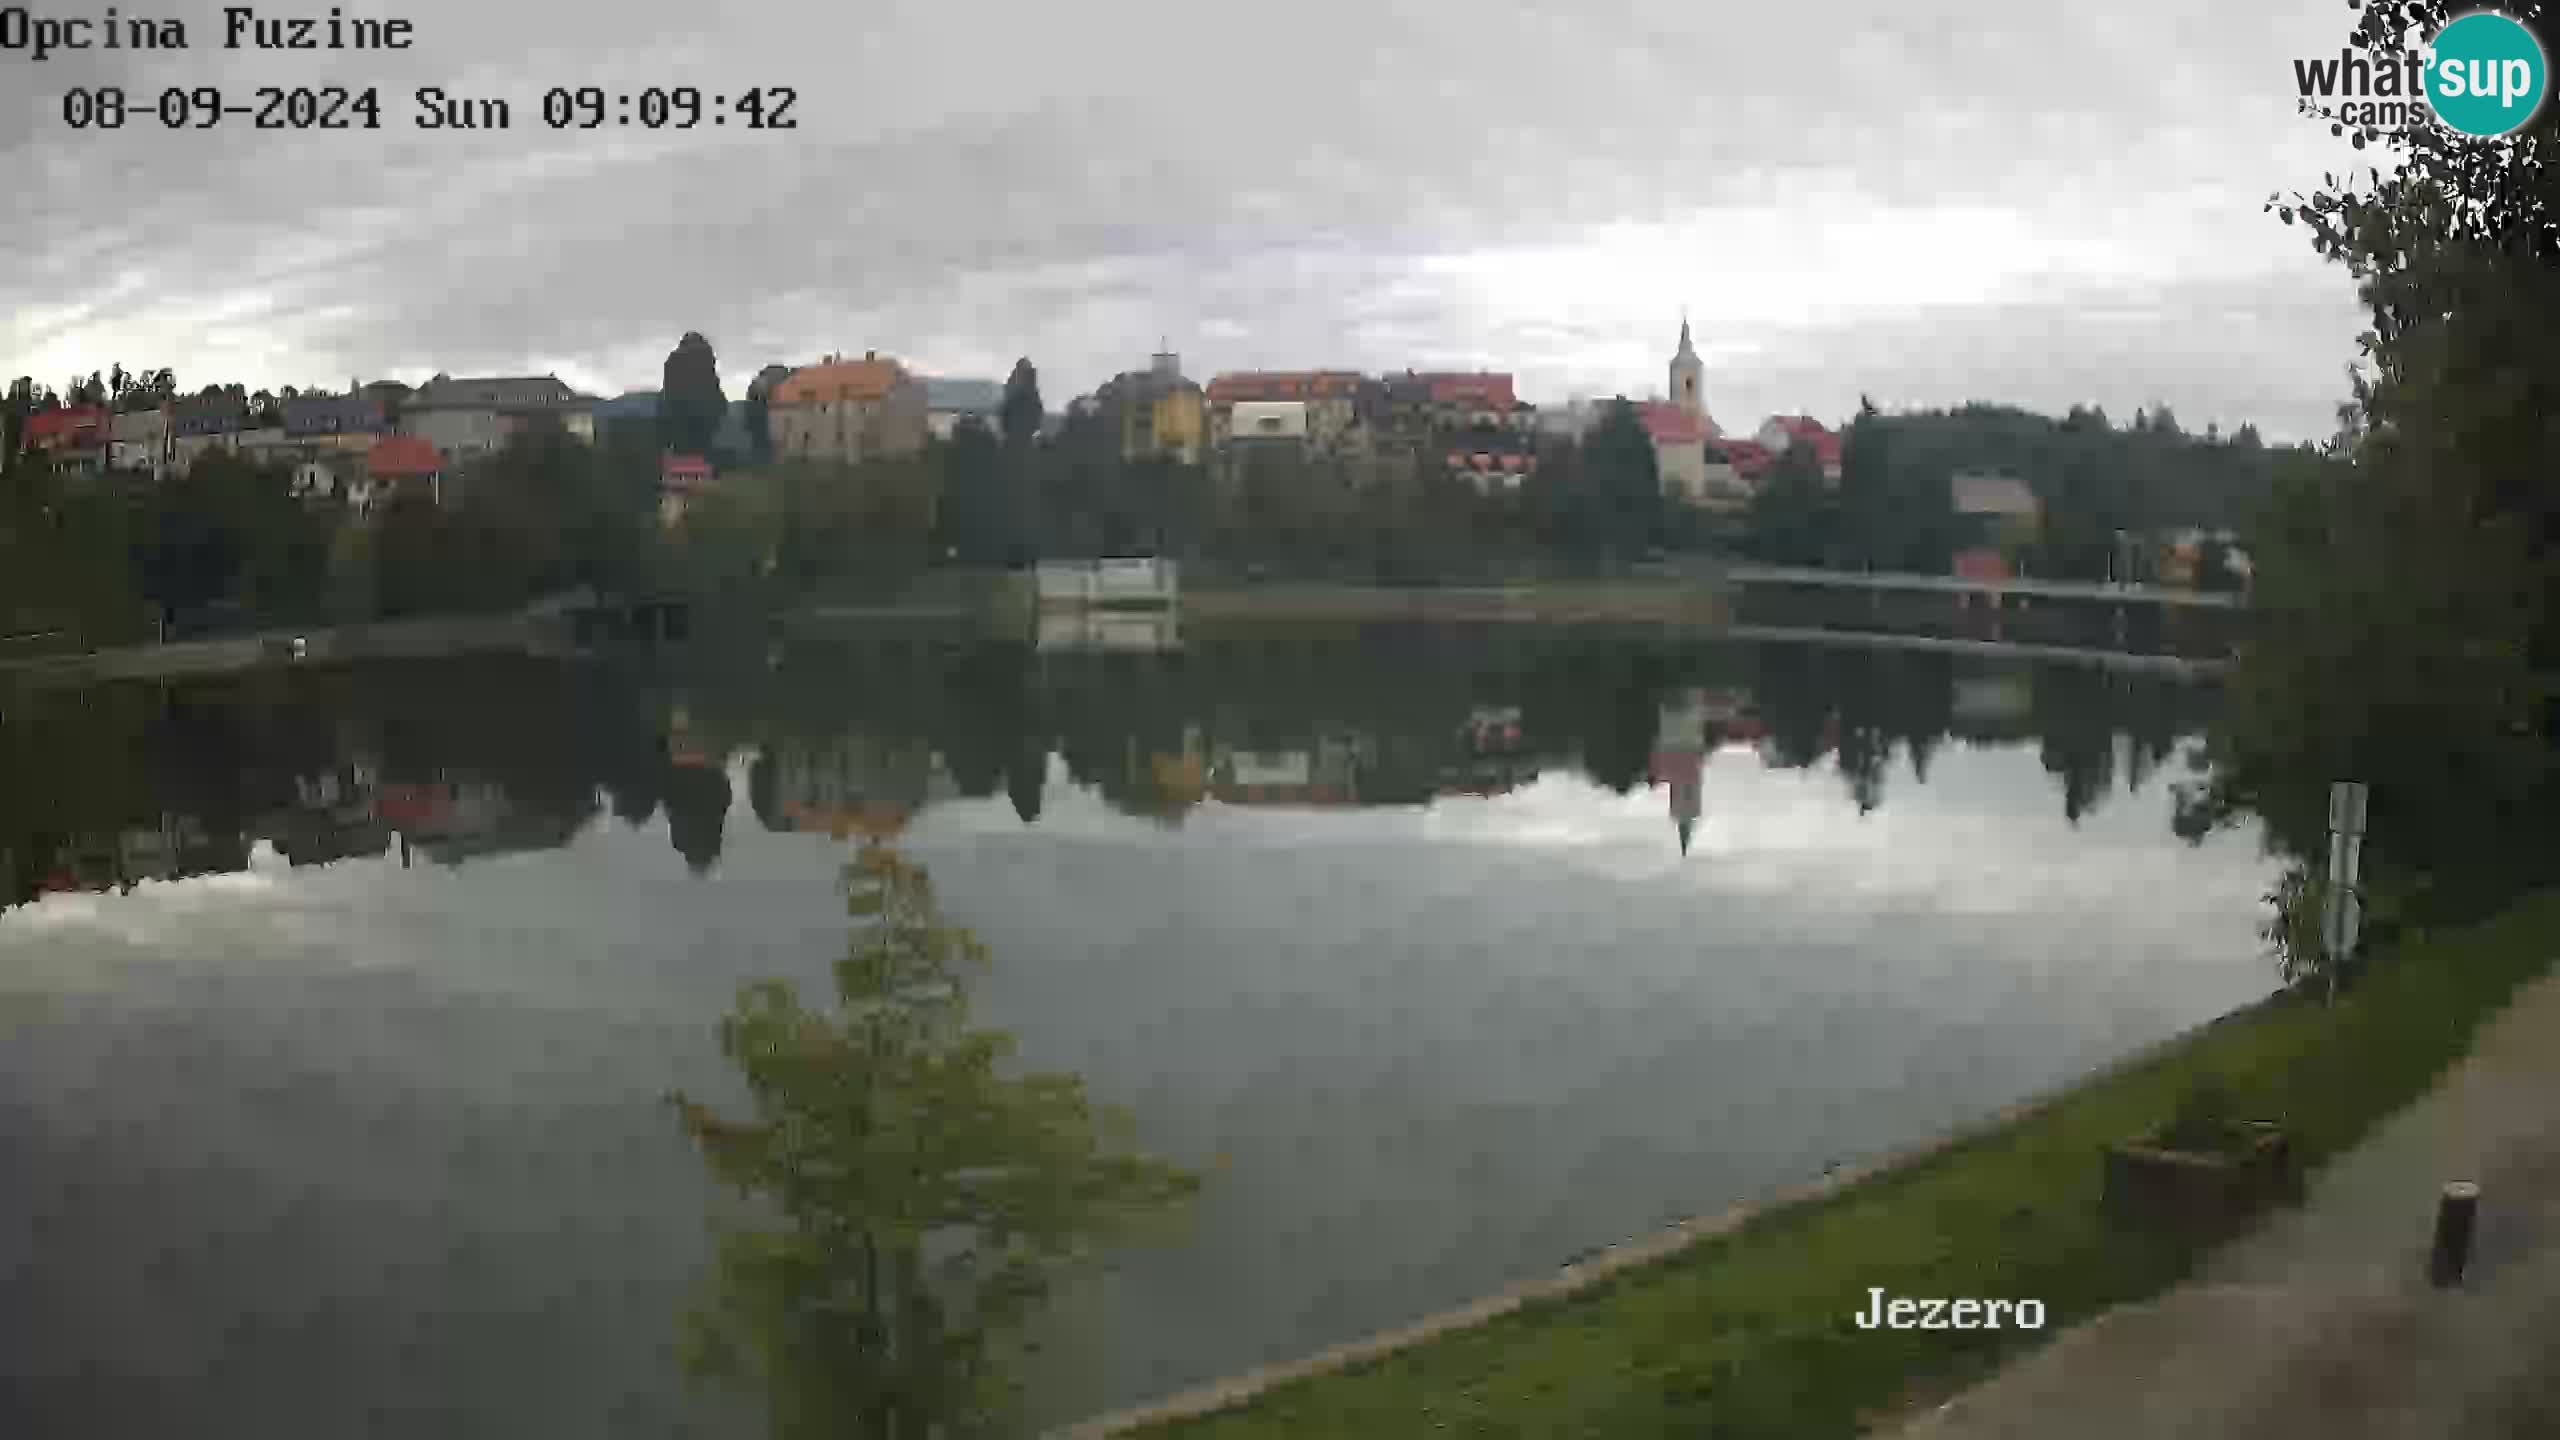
left=0, top=625, right=2257, bottom=1435
left=667, top=846, right=1199, bottom=1439
left=0, top=628, right=2222, bottom=912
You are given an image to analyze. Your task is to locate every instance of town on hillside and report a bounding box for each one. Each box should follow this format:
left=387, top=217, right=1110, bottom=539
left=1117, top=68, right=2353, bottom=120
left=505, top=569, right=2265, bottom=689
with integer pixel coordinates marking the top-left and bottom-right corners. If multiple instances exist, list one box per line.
left=5, top=318, right=2273, bottom=646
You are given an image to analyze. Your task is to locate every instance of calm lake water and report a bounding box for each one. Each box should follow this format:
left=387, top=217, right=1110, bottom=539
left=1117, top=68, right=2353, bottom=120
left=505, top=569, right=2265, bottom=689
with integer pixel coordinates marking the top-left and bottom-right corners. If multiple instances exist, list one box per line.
left=0, top=622, right=2276, bottom=1436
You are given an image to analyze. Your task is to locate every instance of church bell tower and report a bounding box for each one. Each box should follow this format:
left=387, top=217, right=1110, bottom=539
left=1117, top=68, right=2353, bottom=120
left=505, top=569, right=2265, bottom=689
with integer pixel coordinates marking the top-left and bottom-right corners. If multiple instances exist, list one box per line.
left=1669, top=312, right=1707, bottom=423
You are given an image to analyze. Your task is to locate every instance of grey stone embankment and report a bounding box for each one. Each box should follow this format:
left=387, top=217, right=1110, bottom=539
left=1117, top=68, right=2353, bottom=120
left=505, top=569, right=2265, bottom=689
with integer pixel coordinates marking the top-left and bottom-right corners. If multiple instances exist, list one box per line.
left=1886, top=966, right=2560, bottom=1440
left=1179, top=580, right=1727, bottom=625
left=0, top=612, right=551, bottom=687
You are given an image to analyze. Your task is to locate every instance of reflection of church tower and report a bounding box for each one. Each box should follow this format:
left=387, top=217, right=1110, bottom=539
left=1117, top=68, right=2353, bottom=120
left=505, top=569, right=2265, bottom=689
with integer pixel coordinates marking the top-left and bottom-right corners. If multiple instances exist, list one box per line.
left=1668, top=313, right=1709, bottom=428
left=1650, top=687, right=1709, bottom=856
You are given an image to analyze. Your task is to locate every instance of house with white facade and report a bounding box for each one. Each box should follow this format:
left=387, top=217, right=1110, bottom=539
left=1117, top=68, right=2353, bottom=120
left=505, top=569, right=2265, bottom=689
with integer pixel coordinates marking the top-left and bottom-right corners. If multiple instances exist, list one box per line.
left=400, top=375, right=596, bottom=461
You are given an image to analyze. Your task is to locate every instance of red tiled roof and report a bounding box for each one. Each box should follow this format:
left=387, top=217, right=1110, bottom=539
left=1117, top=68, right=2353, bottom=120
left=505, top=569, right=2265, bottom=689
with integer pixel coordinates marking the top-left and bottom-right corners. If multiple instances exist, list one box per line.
left=366, top=435, right=444, bottom=478
left=1711, top=439, right=1777, bottom=478
left=1640, top=402, right=1711, bottom=446
left=1206, top=371, right=1364, bottom=404
left=24, top=406, right=107, bottom=447
left=1767, top=415, right=1843, bottom=465
left=660, top=453, right=713, bottom=479
left=1415, top=372, right=1516, bottom=410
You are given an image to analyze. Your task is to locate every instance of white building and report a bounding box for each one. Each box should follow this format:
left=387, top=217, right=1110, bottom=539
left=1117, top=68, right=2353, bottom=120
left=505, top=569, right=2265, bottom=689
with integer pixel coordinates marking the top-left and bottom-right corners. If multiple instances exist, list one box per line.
left=1226, top=400, right=1310, bottom=442
left=109, top=408, right=171, bottom=479
left=401, top=375, right=596, bottom=461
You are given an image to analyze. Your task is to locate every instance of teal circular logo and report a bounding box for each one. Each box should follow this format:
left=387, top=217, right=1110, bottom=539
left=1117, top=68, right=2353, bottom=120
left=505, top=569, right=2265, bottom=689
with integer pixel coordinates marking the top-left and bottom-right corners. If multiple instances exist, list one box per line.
left=2425, top=11, right=2548, bottom=137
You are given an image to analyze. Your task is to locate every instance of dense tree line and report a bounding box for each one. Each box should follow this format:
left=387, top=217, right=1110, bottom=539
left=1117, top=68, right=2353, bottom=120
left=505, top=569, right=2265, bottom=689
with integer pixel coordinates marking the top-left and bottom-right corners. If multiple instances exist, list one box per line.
left=1740, top=399, right=2292, bottom=581
left=1, top=418, right=664, bottom=643
left=2194, top=0, right=2559, bottom=930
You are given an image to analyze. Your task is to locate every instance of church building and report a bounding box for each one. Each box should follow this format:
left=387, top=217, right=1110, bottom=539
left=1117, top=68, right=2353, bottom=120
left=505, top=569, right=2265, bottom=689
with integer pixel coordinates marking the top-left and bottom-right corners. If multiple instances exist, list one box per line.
left=1640, top=317, right=1718, bottom=505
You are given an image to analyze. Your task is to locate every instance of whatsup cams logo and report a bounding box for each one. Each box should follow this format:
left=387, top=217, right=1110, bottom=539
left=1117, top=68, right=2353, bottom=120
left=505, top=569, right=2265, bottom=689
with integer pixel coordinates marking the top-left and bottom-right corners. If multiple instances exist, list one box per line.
left=2291, top=9, right=2549, bottom=138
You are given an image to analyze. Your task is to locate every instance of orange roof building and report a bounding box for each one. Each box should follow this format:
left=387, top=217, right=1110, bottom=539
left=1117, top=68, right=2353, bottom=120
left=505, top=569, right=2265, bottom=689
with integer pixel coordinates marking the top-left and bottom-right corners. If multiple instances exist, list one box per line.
left=766, top=351, right=926, bottom=463
left=1204, top=370, right=1366, bottom=405
left=770, top=353, right=911, bottom=407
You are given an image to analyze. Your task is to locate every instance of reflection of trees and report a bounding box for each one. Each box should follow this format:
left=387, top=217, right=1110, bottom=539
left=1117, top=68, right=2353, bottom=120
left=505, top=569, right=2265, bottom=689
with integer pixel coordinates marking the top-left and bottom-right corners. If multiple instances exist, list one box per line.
left=1753, top=643, right=1835, bottom=771
left=662, top=761, right=732, bottom=874
left=1006, top=749, right=1045, bottom=825
left=0, top=628, right=2247, bottom=915
left=668, top=847, right=1200, bottom=1438
left=2032, top=667, right=2120, bottom=824
left=1517, top=643, right=1663, bottom=794
left=1831, top=650, right=1894, bottom=814
left=1886, top=651, right=1955, bottom=786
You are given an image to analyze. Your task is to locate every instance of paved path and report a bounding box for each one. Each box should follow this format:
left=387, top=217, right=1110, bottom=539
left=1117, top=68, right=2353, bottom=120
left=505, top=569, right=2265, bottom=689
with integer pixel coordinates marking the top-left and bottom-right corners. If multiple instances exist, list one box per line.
left=1888, top=968, right=2560, bottom=1440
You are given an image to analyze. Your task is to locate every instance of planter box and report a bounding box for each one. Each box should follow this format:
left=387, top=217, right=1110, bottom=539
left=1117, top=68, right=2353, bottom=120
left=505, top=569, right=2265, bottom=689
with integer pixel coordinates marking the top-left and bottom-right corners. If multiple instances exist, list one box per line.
left=2102, top=1122, right=2296, bottom=1233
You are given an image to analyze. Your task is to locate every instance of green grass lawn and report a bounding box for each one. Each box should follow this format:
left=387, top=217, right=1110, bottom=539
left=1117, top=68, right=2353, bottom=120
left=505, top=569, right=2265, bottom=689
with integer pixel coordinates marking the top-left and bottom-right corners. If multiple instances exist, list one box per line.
left=1133, top=890, right=2560, bottom=1439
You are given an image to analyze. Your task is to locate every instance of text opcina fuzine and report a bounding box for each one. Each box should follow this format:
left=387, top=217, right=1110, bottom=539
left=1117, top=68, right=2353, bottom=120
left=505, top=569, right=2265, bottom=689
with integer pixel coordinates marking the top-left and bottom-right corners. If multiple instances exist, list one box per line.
left=1, top=7, right=417, bottom=63
left=1853, top=1288, right=2047, bottom=1331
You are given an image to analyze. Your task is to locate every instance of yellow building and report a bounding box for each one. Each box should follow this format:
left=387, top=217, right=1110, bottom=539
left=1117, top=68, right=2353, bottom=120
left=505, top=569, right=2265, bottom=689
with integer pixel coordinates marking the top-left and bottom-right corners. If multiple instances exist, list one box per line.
left=1101, top=350, right=1206, bottom=464
left=1140, top=385, right=1205, bottom=463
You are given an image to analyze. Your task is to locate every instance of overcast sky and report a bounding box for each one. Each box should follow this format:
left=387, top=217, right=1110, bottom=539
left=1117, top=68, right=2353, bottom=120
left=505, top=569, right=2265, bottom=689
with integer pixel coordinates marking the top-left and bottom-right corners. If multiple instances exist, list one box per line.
left=5, top=1, right=2379, bottom=440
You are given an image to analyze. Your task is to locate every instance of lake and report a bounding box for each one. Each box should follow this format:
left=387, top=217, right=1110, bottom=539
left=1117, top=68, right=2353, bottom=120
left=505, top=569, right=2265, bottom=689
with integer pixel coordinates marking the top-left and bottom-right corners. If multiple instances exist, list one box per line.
left=0, top=621, right=2277, bottom=1436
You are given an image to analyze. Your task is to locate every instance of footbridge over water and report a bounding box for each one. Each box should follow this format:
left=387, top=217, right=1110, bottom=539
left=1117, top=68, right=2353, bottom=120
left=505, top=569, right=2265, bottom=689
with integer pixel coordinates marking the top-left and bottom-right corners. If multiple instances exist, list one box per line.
left=1720, top=562, right=2246, bottom=610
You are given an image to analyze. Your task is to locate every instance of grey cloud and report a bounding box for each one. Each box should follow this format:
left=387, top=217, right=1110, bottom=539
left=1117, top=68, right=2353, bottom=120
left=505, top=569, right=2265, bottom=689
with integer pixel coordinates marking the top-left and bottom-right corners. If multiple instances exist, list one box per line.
left=6, top=0, right=2371, bottom=431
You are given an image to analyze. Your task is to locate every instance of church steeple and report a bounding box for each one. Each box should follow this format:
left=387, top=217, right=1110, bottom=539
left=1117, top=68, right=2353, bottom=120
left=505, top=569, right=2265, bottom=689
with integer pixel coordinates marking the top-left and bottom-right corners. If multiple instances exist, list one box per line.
left=1668, top=310, right=1707, bottom=423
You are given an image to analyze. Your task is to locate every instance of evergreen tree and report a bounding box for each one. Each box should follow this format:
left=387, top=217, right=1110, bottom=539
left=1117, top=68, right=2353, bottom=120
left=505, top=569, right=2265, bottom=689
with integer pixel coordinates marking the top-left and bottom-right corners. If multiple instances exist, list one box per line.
left=660, top=332, right=727, bottom=457
left=999, top=359, right=1043, bottom=449
left=1576, top=399, right=1662, bottom=565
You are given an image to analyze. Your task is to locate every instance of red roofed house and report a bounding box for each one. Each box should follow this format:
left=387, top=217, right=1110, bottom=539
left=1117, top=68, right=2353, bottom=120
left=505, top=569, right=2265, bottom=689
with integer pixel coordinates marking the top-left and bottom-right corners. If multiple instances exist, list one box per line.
left=1207, top=370, right=1366, bottom=451
left=1203, top=370, right=1365, bottom=405
left=1416, top=371, right=1517, bottom=416
left=1949, top=471, right=2041, bottom=587
left=1953, top=549, right=2014, bottom=583
left=659, top=453, right=713, bottom=529
left=1701, top=438, right=1777, bottom=511
left=1755, top=415, right=1844, bottom=484
left=1442, top=441, right=1538, bottom=492
left=366, top=434, right=446, bottom=508
left=23, top=405, right=109, bottom=473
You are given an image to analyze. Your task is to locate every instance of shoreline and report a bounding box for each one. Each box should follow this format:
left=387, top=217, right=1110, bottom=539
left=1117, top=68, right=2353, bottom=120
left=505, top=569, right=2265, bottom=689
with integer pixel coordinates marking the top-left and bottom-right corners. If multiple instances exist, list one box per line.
left=2, top=580, right=2231, bottom=690
left=0, top=611, right=555, bottom=688
left=1053, top=984, right=2297, bottom=1438
left=1082, top=890, right=2560, bottom=1438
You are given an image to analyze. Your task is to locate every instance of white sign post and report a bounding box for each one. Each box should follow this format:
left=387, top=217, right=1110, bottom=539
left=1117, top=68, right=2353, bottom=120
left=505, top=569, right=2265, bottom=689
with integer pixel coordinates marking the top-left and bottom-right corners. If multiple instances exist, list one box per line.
left=2323, top=780, right=2369, bottom=1003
